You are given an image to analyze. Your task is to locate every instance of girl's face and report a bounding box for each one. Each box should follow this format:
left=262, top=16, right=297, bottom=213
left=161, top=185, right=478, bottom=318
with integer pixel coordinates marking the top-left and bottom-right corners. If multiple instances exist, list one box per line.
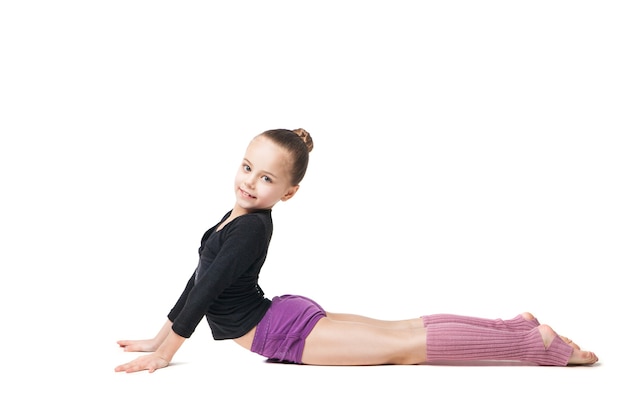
left=233, top=136, right=299, bottom=213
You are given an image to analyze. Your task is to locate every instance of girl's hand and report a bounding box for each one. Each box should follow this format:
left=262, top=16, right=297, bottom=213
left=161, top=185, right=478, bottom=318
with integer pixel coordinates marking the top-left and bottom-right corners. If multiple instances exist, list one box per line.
left=114, top=352, right=170, bottom=373
left=116, top=325, right=184, bottom=373
left=117, top=339, right=159, bottom=352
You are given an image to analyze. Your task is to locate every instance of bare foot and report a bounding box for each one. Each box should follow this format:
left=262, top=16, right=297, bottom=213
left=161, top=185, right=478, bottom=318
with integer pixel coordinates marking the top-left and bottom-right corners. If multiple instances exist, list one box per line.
left=537, top=324, right=598, bottom=365
left=520, top=313, right=580, bottom=349
left=559, top=335, right=580, bottom=350
left=520, top=312, right=536, bottom=322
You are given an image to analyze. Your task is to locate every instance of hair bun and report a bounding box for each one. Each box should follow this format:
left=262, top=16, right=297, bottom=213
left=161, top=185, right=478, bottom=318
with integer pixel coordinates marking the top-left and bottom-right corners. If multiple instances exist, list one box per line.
left=292, top=128, right=314, bottom=153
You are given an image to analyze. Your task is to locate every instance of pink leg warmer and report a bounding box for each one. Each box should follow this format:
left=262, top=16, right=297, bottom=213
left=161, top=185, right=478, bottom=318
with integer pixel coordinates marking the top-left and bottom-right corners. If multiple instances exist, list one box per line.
left=422, top=313, right=539, bottom=332
left=426, top=324, right=573, bottom=366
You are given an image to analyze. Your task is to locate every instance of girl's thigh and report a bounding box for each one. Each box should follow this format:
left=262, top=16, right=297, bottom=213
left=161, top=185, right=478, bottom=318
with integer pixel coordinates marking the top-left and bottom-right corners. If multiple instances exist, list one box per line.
left=301, top=316, right=427, bottom=366
left=325, top=312, right=424, bottom=329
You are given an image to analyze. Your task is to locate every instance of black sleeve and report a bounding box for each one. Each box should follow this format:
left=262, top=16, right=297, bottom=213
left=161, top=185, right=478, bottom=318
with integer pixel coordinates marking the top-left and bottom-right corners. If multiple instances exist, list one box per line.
left=166, top=220, right=223, bottom=323
left=167, top=272, right=196, bottom=322
left=171, top=215, right=269, bottom=338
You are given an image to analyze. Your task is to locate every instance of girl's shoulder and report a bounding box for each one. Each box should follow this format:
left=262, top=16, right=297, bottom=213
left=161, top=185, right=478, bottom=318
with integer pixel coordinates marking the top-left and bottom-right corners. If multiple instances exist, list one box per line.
left=200, top=210, right=273, bottom=249
left=220, top=210, right=274, bottom=251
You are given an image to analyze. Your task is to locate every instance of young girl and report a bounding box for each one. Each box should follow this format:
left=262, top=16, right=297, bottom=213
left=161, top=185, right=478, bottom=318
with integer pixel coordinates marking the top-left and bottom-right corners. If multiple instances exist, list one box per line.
left=115, top=128, right=598, bottom=373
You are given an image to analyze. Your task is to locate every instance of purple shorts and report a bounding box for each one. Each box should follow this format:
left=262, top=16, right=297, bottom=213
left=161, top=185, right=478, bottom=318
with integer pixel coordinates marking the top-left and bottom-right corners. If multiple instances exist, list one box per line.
left=251, top=295, right=326, bottom=364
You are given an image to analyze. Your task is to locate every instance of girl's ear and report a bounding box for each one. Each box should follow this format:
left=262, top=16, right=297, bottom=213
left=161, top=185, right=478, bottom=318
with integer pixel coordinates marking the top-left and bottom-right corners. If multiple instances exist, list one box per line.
left=281, top=185, right=300, bottom=202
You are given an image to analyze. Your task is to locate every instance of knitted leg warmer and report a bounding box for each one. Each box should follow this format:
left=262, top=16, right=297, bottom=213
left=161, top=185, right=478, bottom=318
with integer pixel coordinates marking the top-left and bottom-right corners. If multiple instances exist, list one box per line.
left=422, top=313, right=539, bottom=332
left=426, top=324, right=573, bottom=366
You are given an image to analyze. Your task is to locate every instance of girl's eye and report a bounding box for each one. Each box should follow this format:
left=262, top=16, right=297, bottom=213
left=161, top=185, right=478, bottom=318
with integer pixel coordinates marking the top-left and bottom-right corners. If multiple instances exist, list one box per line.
left=262, top=175, right=272, bottom=183
left=243, top=164, right=251, bottom=172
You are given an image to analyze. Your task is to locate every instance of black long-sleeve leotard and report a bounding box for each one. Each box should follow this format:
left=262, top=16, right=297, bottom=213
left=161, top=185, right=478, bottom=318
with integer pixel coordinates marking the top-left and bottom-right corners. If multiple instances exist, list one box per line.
left=167, top=209, right=273, bottom=340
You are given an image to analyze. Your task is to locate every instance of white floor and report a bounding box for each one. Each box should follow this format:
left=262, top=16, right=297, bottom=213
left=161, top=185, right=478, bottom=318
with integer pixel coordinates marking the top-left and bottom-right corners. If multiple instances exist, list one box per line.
left=2, top=1, right=625, bottom=416
left=4, top=321, right=620, bottom=416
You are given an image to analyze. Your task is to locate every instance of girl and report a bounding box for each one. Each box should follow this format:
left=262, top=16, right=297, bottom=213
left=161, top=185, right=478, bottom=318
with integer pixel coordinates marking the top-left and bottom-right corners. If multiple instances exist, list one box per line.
left=115, top=128, right=598, bottom=373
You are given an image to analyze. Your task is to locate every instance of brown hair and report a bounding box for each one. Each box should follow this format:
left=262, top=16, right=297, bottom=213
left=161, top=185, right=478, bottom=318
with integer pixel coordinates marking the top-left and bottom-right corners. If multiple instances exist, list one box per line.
left=260, top=128, right=313, bottom=185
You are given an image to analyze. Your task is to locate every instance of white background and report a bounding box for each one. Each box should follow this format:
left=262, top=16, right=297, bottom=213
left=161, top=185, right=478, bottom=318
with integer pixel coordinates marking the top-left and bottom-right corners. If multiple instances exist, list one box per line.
left=1, top=1, right=624, bottom=416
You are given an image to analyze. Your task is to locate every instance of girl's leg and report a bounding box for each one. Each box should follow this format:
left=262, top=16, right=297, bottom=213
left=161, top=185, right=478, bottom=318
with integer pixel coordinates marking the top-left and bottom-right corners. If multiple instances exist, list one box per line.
left=426, top=323, right=597, bottom=366
left=302, top=316, right=427, bottom=365
left=326, top=312, right=539, bottom=332
left=421, top=313, right=580, bottom=349
left=302, top=317, right=597, bottom=366
left=325, top=312, right=423, bottom=330
left=422, top=312, right=539, bottom=331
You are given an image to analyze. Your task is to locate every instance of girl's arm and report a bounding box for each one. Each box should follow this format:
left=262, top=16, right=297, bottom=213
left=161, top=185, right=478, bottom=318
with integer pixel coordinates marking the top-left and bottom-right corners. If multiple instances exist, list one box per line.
left=115, top=327, right=186, bottom=373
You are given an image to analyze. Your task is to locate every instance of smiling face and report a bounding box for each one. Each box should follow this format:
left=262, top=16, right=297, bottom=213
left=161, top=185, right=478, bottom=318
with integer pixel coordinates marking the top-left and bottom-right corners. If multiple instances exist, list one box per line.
left=232, top=135, right=299, bottom=215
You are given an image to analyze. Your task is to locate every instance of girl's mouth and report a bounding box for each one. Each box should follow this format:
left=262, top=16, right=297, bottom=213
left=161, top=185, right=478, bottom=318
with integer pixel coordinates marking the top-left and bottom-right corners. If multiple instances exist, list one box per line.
left=240, top=188, right=256, bottom=199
